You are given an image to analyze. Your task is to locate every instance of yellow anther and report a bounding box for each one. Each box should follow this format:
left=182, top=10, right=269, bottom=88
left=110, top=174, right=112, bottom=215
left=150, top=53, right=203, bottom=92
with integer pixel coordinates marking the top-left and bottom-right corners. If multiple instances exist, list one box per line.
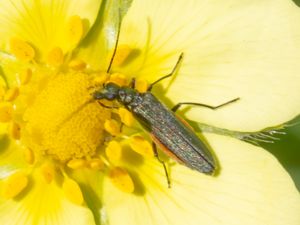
left=63, top=178, right=84, bottom=205
left=47, top=47, right=64, bottom=66
left=92, top=72, right=109, bottom=85
left=0, top=85, right=6, bottom=100
left=66, top=15, right=84, bottom=46
left=10, top=38, right=35, bottom=62
left=129, top=135, right=154, bottom=158
left=8, top=122, right=21, bottom=140
left=88, top=158, right=104, bottom=170
left=118, top=108, right=134, bottom=127
left=24, top=148, right=35, bottom=164
left=41, top=164, right=55, bottom=184
left=67, top=158, right=86, bottom=169
left=109, top=167, right=134, bottom=193
left=104, top=119, right=120, bottom=136
left=108, top=73, right=128, bottom=86
left=105, top=140, right=122, bottom=163
left=0, top=102, right=13, bottom=123
left=4, top=87, right=19, bottom=101
left=19, top=68, right=32, bottom=85
left=68, top=59, right=86, bottom=71
left=3, top=171, right=29, bottom=199
left=113, top=45, right=132, bottom=66
left=135, top=79, right=148, bottom=93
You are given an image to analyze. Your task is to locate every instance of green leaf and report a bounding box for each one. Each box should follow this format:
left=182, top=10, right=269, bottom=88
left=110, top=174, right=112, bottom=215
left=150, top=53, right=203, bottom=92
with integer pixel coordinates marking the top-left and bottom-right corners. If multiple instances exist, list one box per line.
left=194, top=119, right=294, bottom=146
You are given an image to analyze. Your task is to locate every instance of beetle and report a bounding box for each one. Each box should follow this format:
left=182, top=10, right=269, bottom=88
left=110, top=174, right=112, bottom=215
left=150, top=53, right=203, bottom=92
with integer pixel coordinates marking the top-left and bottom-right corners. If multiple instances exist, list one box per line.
left=93, top=53, right=239, bottom=187
left=89, top=16, right=239, bottom=186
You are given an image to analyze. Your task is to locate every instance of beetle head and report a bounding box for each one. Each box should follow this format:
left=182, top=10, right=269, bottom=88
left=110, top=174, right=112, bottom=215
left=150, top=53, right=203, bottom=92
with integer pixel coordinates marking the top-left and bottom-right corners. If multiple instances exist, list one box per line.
left=93, top=82, right=120, bottom=100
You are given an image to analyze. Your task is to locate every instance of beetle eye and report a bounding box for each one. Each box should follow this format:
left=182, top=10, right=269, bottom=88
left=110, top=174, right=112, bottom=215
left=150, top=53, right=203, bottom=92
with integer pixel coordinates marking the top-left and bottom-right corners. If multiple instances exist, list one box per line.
left=106, top=93, right=116, bottom=100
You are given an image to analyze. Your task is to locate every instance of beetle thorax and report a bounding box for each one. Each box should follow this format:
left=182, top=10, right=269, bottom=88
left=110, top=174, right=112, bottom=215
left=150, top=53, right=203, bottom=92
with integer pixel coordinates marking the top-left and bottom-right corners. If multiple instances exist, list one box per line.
left=118, top=87, right=138, bottom=105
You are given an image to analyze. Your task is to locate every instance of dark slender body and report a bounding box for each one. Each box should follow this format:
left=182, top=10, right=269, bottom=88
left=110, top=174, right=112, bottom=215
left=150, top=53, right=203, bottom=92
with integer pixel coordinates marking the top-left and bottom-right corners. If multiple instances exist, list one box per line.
left=93, top=83, right=215, bottom=174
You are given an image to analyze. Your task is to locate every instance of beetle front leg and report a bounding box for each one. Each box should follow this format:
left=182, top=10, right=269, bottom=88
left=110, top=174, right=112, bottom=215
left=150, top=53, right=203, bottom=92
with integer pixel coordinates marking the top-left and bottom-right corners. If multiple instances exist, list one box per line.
left=148, top=53, right=184, bottom=91
left=97, top=102, right=119, bottom=109
left=129, top=78, right=136, bottom=89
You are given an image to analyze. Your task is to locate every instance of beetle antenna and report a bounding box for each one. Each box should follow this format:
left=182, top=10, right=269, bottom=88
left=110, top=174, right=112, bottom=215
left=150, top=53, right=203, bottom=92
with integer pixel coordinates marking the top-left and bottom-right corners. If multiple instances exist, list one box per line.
left=106, top=9, right=122, bottom=73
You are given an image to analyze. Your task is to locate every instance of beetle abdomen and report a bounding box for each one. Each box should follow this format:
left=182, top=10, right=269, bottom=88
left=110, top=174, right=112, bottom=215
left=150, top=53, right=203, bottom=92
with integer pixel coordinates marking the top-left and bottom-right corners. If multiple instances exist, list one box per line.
left=130, top=92, right=216, bottom=174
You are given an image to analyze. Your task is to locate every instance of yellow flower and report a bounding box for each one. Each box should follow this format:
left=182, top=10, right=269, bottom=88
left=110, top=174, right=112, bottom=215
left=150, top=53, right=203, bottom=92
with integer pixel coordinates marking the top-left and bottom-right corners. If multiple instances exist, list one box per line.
left=0, top=0, right=300, bottom=225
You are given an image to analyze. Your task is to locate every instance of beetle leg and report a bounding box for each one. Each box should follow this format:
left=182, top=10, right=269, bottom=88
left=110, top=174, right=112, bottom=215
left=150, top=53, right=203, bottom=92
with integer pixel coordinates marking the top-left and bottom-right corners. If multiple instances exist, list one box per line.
left=98, top=101, right=119, bottom=109
left=148, top=53, right=184, bottom=91
left=129, top=77, right=136, bottom=88
left=172, top=98, right=240, bottom=112
left=152, top=142, right=171, bottom=188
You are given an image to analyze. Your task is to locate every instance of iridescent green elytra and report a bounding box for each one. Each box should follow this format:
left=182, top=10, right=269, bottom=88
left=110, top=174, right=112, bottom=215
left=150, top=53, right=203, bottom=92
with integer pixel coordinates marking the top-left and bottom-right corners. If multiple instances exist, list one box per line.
left=93, top=79, right=216, bottom=176
left=93, top=50, right=239, bottom=187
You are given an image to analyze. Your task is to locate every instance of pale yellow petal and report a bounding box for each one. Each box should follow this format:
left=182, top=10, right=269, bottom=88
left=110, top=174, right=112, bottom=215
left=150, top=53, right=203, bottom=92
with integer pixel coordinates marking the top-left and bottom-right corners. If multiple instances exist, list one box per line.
left=71, top=168, right=105, bottom=224
left=0, top=0, right=102, bottom=56
left=0, top=172, right=95, bottom=225
left=0, top=136, right=28, bottom=179
left=102, top=133, right=300, bottom=225
left=118, top=0, right=300, bottom=131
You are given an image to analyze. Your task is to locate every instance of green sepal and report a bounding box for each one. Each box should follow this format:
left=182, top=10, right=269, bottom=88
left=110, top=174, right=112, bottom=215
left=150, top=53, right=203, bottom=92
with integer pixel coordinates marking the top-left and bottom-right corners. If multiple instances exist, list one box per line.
left=78, top=0, right=133, bottom=70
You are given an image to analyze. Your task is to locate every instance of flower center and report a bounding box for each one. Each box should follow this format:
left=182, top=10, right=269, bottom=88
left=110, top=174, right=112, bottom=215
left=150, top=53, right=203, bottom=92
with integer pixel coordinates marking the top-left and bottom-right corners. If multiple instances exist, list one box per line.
left=1, top=18, right=157, bottom=200
left=23, top=72, right=110, bottom=161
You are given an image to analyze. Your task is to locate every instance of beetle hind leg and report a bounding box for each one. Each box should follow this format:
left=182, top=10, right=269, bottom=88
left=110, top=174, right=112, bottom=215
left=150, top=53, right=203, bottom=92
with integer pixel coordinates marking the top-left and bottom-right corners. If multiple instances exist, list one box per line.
left=152, top=142, right=171, bottom=188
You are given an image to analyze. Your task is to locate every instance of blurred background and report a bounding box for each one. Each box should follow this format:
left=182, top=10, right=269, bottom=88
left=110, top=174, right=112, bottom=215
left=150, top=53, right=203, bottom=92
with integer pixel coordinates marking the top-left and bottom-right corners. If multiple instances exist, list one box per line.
left=262, top=115, right=300, bottom=191
left=264, top=0, right=300, bottom=191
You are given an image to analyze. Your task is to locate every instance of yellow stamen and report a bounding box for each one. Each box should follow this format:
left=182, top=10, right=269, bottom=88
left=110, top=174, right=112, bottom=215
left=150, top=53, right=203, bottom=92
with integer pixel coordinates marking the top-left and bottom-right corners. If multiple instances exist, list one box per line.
left=92, top=72, right=109, bottom=85
left=67, top=158, right=86, bottom=169
left=113, top=45, right=132, bottom=66
left=108, top=73, right=128, bottom=86
left=19, top=68, right=32, bottom=85
left=47, top=47, right=64, bottom=66
left=105, top=140, right=122, bottom=163
left=24, top=148, right=35, bottom=165
left=66, top=15, right=84, bottom=46
left=104, top=119, right=120, bottom=136
left=88, top=158, right=104, bottom=170
left=109, top=167, right=134, bottom=193
left=3, top=171, right=29, bottom=199
left=129, top=135, right=154, bottom=158
left=0, top=102, right=13, bottom=123
left=8, top=122, right=21, bottom=140
left=135, top=79, right=148, bottom=93
left=118, top=108, right=134, bottom=127
left=63, top=178, right=84, bottom=205
left=4, top=87, right=19, bottom=102
left=0, top=85, right=6, bottom=100
left=68, top=59, right=86, bottom=71
left=10, top=38, right=35, bottom=62
left=41, top=163, right=55, bottom=184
